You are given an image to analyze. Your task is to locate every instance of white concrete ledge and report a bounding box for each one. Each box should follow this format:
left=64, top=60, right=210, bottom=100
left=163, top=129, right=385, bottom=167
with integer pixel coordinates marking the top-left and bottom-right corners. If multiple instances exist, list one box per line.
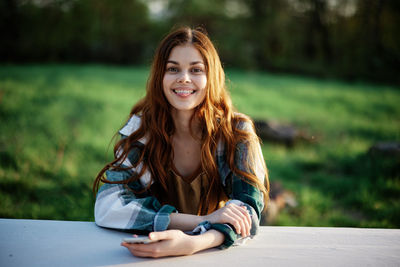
left=0, top=219, right=399, bottom=267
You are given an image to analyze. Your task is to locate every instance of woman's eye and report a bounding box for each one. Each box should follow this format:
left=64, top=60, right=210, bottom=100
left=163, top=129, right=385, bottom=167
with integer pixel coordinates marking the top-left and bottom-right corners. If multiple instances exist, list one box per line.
left=191, top=68, right=203, bottom=73
left=167, top=67, right=178, bottom=72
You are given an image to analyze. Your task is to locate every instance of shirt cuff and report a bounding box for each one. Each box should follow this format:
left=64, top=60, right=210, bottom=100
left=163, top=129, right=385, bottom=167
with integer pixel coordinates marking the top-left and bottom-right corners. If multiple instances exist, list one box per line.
left=192, top=221, right=212, bottom=235
left=191, top=221, right=237, bottom=249
left=210, top=223, right=238, bottom=249
left=153, top=205, right=177, bottom=231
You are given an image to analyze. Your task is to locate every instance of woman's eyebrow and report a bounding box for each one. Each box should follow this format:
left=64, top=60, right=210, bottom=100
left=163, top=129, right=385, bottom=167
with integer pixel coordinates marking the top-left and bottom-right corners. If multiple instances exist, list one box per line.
left=166, top=60, right=204, bottom=65
left=190, top=61, right=204, bottom=65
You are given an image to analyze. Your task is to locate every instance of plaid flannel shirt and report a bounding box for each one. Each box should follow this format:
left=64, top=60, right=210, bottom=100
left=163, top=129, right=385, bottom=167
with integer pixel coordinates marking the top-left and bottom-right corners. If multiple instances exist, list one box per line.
left=94, top=115, right=266, bottom=249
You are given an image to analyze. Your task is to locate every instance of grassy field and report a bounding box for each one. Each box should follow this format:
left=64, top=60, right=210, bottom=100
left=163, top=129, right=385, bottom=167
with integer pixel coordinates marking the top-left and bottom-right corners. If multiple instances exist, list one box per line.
left=0, top=64, right=399, bottom=227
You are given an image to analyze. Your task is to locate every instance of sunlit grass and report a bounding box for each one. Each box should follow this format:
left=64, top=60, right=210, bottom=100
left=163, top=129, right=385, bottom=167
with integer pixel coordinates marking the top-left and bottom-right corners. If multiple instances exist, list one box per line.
left=0, top=64, right=399, bottom=227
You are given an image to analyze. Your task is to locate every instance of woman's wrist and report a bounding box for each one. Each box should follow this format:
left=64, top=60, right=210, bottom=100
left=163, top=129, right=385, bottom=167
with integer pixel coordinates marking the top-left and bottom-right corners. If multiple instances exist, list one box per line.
left=168, top=213, right=207, bottom=231
left=191, top=229, right=225, bottom=253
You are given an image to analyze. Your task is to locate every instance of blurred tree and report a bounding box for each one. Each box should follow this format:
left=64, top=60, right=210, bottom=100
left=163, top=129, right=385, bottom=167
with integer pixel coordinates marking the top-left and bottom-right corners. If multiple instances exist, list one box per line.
left=303, top=0, right=333, bottom=64
left=0, top=0, right=399, bottom=83
left=85, top=0, right=152, bottom=63
left=7, top=0, right=153, bottom=63
left=245, top=0, right=295, bottom=70
left=354, top=0, right=400, bottom=81
left=0, top=0, right=19, bottom=62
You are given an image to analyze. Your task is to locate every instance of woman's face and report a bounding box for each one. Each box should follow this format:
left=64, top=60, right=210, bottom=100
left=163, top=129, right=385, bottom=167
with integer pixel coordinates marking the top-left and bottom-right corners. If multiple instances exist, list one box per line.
left=163, top=44, right=207, bottom=114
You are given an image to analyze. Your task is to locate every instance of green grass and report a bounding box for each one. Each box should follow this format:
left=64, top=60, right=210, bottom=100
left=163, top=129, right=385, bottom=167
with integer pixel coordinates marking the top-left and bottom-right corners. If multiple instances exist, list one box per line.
left=1, top=64, right=399, bottom=227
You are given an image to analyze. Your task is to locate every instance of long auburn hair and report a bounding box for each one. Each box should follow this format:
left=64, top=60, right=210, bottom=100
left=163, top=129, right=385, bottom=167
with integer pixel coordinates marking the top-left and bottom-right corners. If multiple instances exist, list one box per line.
left=94, top=26, right=269, bottom=215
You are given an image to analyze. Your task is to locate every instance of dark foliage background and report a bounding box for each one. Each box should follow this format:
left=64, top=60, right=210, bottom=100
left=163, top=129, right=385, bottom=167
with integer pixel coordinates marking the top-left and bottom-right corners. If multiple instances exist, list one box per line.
left=1, top=0, right=399, bottom=84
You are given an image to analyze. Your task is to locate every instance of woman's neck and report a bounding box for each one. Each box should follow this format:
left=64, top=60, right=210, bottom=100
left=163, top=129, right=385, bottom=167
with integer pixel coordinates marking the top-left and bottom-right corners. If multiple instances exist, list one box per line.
left=171, top=110, right=201, bottom=139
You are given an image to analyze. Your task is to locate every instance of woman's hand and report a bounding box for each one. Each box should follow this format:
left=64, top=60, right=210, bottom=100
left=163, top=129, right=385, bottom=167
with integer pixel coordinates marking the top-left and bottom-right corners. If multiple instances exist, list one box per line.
left=121, top=229, right=224, bottom=258
left=202, top=203, right=251, bottom=237
left=121, top=230, right=196, bottom=258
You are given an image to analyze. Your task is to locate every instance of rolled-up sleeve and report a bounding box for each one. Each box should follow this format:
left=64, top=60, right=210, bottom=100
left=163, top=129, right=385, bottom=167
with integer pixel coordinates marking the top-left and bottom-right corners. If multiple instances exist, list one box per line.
left=214, top=175, right=264, bottom=249
left=213, top=122, right=266, bottom=249
left=95, top=169, right=176, bottom=232
left=95, top=115, right=177, bottom=232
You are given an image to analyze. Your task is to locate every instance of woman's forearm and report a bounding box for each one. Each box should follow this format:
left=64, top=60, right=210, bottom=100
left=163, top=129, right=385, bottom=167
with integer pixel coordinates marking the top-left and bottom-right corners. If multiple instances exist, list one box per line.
left=169, top=203, right=252, bottom=237
left=191, top=229, right=225, bottom=253
left=167, top=214, right=225, bottom=252
left=168, top=213, right=205, bottom=231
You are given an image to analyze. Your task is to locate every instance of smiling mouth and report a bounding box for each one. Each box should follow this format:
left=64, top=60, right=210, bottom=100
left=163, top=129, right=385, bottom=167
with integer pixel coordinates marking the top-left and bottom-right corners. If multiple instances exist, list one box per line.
left=172, top=89, right=196, bottom=96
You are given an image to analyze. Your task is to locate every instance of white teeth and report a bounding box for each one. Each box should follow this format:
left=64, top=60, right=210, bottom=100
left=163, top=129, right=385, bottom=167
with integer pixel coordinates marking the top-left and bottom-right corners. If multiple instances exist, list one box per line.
left=173, top=89, right=195, bottom=94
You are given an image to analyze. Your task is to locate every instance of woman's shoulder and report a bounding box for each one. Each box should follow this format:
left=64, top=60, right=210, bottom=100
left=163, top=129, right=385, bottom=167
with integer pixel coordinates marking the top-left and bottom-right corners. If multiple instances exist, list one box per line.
left=233, top=112, right=254, bottom=132
left=118, top=114, right=142, bottom=137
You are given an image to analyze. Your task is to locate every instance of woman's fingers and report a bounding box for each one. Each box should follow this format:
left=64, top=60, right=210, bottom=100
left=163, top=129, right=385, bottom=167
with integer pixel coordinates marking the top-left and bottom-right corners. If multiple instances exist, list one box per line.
left=225, top=209, right=245, bottom=235
left=121, top=230, right=194, bottom=258
left=221, top=204, right=251, bottom=237
left=231, top=204, right=252, bottom=236
left=233, top=205, right=251, bottom=237
left=238, top=205, right=252, bottom=236
left=121, top=242, right=161, bottom=257
left=123, top=246, right=156, bottom=258
left=148, top=231, right=171, bottom=241
left=203, top=203, right=252, bottom=237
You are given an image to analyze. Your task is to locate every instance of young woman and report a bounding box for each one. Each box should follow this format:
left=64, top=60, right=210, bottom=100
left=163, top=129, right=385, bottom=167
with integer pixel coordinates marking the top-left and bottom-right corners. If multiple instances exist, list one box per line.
left=93, top=26, right=269, bottom=258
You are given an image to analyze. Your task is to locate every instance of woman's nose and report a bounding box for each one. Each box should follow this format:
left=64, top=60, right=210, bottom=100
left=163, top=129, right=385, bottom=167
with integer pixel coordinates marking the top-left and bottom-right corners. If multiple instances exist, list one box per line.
left=177, top=71, right=190, bottom=83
